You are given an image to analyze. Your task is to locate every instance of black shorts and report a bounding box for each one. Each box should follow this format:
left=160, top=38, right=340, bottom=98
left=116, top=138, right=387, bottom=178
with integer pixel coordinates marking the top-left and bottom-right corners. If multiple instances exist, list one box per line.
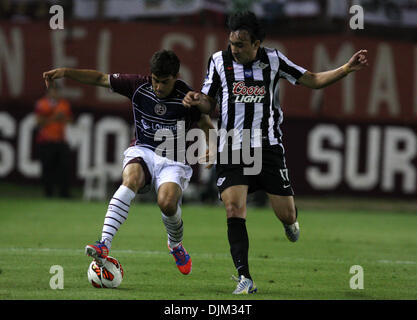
left=215, top=145, right=294, bottom=198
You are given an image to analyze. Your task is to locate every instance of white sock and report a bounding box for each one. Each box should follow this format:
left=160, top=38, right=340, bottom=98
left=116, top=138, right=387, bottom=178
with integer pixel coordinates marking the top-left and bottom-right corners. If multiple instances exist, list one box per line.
left=101, top=185, right=136, bottom=251
left=161, top=206, right=183, bottom=249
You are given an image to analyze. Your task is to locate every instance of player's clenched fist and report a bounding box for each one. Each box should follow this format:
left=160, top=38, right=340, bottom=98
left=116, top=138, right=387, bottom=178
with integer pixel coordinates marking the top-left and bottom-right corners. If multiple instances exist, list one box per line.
left=43, top=68, right=66, bottom=88
left=182, top=91, right=202, bottom=108
left=182, top=91, right=213, bottom=113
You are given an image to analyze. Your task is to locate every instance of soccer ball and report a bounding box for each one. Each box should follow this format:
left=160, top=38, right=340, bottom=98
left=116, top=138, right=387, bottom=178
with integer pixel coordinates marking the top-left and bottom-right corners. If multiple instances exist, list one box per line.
left=87, top=256, right=124, bottom=288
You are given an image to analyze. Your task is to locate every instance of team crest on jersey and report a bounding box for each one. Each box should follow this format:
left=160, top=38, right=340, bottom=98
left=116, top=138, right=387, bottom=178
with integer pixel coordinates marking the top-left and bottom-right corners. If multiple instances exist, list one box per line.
left=154, top=103, right=167, bottom=115
left=254, top=61, right=269, bottom=70
left=244, top=69, right=253, bottom=78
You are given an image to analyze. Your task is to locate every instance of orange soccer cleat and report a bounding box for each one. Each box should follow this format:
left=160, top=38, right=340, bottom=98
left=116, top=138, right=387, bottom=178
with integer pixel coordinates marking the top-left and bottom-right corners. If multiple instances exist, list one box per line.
left=168, top=242, right=192, bottom=275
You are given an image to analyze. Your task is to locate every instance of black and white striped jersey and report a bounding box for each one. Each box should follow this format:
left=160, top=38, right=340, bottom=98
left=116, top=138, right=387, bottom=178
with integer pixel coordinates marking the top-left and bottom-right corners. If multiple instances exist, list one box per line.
left=201, top=46, right=306, bottom=154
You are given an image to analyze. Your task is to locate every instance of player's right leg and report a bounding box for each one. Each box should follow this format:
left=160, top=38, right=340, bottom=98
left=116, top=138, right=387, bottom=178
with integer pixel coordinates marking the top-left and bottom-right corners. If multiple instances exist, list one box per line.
left=85, top=160, right=148, bottom=264
left=221, top=185, right=258, bottom=294
left=216, top=161, right=257, bottom=294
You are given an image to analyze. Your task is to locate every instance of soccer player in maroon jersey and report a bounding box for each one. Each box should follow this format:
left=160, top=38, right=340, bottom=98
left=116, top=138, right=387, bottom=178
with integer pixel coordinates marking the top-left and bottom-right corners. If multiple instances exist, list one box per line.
left=183, top=11, right=368, bottom=293
left=43, top=50, right=215, bottom=275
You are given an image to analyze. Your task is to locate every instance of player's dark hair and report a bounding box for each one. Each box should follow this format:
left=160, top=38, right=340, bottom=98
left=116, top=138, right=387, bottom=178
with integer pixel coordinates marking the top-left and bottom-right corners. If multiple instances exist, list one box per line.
left=227, top=11, right=266, bottom=43
left=150, top=50, right=180, bottom=77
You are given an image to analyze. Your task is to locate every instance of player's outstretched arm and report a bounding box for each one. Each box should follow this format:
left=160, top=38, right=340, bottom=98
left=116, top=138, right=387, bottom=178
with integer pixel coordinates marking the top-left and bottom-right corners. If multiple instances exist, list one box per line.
left=43, top=68, right=110, bottom=89
left=182, top=91, right=215, bottom=114
left=298, top=49, right=368, bottom=89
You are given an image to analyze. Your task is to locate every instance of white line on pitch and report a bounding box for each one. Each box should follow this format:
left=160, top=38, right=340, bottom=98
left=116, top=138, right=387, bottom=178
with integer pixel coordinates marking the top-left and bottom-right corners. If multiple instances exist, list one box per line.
left=0, top=247, right=416, bottom=265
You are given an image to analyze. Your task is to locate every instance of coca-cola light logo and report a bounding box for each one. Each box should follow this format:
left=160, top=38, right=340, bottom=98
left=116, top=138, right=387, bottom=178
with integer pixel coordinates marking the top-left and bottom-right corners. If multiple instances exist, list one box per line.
left=232, top=81, right=266, bottom=103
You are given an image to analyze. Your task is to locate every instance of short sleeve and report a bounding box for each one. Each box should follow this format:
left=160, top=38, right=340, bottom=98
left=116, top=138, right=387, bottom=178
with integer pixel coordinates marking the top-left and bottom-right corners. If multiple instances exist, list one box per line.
left=201, top=56, right=221, bottom=98
left=277, top=51, right=307, bottom=85
left=109, top=73, right=150, bottom=99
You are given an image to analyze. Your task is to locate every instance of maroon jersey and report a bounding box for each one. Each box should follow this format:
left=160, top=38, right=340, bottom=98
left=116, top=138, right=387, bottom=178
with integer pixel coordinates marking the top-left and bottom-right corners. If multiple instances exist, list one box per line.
left=109, top=73, right=201, bottom=161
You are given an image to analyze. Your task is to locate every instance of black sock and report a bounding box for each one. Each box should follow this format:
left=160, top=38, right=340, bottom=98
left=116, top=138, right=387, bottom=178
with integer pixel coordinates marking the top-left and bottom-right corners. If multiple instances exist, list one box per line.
left=227, top=217, right=251, bottom=280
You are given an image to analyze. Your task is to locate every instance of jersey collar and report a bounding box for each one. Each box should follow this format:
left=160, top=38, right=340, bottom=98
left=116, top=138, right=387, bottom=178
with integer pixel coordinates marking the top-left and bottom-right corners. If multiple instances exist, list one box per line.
left=227, top=46, right=263, bottom=67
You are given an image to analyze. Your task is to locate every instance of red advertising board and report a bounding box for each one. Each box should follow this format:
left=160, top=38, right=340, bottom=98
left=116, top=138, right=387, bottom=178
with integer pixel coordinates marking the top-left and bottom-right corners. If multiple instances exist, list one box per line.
left=1, top=22, right=416, bottom=197
left=0, top=21, right=415, bottom=122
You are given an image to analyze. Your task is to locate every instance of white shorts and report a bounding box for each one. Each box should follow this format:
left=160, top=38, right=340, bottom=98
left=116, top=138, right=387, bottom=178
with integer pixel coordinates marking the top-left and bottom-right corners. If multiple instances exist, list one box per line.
left=122, top=146, right=193, bottom=193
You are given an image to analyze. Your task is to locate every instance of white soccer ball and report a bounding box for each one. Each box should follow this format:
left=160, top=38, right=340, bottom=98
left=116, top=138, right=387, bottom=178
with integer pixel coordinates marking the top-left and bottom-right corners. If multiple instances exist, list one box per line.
left=87, top=256, right=124, bottom=288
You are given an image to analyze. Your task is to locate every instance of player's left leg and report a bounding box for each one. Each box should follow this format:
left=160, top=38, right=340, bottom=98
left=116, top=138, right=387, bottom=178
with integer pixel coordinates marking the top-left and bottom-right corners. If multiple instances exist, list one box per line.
left=268, top=194, right=299, bottom=242
left=258, top=146, right=299, bottom=242
left=157, top=182, right=183, bottom=247
left=157, top=182, right=192, bottom=275
left=155, top=159, right=193, bottom=275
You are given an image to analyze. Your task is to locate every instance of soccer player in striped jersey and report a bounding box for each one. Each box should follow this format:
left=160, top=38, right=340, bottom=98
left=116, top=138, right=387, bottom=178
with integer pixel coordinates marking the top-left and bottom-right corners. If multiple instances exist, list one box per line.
left=43, top=50, right=215, bottom=276
left=183, top=11, right=368, bottom=293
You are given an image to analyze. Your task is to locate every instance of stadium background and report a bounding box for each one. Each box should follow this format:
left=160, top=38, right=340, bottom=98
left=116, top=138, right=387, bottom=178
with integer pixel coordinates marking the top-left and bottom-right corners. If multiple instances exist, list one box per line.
left=0, top=0, right=416, bottom=202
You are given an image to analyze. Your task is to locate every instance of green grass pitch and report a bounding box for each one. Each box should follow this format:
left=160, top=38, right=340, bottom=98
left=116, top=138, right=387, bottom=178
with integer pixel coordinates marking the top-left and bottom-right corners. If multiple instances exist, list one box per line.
left=0, top=196, right=416, bottom=300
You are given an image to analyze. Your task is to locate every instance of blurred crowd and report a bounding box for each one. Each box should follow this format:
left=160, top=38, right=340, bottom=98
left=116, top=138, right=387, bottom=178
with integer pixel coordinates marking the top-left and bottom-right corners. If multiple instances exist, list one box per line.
left=0, top=0, right=409, bottom=22
left=0, top=0, right=72, bottom=21
left=1, top=0, right=416, bottom=40
left=0, top=0, right=331, bottom=22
